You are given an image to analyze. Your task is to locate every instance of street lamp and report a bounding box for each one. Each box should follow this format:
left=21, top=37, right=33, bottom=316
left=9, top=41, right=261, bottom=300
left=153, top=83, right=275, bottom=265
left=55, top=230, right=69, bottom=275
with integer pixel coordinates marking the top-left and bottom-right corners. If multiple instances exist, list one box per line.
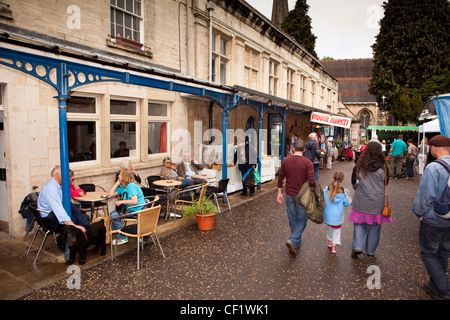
left=380, top=95, right=386, bottom=117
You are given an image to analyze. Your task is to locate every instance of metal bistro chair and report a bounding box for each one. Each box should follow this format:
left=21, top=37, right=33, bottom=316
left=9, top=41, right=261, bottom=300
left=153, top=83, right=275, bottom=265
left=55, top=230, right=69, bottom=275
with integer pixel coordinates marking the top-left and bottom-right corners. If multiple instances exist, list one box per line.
left=78, top=183, right=108, bottom=220
left=206, top=178, right=231, bottom=213
left=26, top=203, right=58, bottom=264
left=110, top=205, right=165, bottom=270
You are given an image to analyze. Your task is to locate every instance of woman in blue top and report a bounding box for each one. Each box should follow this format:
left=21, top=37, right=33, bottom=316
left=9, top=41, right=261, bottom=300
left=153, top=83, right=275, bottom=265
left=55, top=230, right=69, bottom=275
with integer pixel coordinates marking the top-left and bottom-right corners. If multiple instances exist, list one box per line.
left=108, top=168, right=145, bottom=245
left=324, top=171, right=350, bottom=253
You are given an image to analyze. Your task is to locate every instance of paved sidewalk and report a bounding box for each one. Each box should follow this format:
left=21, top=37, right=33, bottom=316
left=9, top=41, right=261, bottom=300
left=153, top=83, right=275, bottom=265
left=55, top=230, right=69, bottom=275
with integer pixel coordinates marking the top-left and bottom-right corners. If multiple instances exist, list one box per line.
left=0, top=178, right=278, bottom=300
left=1, top=161, right=439, bottom=301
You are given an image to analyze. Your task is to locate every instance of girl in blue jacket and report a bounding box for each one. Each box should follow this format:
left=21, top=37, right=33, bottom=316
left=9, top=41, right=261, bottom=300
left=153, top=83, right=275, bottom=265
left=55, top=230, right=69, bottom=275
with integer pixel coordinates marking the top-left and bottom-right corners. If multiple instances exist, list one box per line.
left=324, top=171, right=350, bottom=253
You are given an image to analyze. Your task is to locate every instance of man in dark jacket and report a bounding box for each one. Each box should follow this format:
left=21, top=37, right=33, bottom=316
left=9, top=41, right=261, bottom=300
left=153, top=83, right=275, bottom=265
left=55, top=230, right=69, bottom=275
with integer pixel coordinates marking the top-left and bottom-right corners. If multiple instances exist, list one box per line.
left=234, top=138, right=258, bottom=196
left=303, top=132, right=321, bottom=181
left=277, top=139, right=316, bottom=256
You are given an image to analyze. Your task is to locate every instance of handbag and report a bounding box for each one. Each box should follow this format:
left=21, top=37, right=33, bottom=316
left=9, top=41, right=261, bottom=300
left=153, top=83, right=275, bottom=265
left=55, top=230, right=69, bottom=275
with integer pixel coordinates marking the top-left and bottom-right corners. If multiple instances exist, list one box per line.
left=382, top=166, right=391, bottom=218
left=115, top=192, right=127, bottom=215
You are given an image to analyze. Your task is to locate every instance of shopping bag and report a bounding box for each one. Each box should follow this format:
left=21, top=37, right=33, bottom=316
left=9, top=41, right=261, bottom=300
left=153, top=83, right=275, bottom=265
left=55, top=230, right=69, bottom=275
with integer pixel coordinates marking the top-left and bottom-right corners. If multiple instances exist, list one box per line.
left=253, top=170, right=261, bottom=185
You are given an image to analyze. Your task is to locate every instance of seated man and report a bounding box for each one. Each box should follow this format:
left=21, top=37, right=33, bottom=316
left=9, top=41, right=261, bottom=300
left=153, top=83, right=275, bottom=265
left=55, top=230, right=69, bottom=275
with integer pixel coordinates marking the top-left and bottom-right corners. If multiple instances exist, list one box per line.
left=176, top=152, right=206, bottom=185
left=38, top=165, right=90, bottom=232
left=160, top=157, right=194, bottom=189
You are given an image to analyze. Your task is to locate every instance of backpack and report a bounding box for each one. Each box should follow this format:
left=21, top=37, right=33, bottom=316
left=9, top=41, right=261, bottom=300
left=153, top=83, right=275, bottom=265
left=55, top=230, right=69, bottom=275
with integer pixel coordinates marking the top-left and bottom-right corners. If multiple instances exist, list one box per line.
left=433, top=159, right=450, bottom=219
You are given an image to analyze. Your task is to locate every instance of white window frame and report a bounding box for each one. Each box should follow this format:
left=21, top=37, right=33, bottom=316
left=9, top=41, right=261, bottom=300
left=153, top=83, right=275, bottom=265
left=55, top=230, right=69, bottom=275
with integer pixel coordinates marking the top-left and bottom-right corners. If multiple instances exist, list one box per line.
left=286, top=68, right=295, bottom=101
left=147, top=101, right=170, bottom=159
left=110, top=0, right=143, bottom=44
left=211, top=32, right=230, bottom=85
left=269, top=60, right=279, bottom=96
left=66, top=94, right=100, bottom=167
left=110, top=97, right=140, bottom=163
left=244, top=46, right=260, bottom=90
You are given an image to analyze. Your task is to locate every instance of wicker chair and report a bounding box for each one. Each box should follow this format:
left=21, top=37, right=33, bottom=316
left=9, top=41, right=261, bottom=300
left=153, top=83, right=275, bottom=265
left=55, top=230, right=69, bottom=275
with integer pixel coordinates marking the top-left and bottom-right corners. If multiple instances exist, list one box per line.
left=109, top=205, right=165, bottom=270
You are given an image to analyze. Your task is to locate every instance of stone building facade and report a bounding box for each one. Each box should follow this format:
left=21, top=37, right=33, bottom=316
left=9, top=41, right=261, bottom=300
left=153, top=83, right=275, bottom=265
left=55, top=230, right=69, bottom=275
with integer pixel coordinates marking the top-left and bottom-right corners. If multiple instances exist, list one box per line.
left=0, top=0, right=339, bottom=237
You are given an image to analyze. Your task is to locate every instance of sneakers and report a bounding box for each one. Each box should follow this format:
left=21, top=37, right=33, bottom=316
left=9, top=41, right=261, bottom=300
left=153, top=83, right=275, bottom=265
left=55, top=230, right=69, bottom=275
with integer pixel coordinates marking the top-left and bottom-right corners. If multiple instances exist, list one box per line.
left=328, top=240, right=338, bottom=253
left=331, top=244, right=338, bottom=254
left=112, top=237, right=128, bottom=246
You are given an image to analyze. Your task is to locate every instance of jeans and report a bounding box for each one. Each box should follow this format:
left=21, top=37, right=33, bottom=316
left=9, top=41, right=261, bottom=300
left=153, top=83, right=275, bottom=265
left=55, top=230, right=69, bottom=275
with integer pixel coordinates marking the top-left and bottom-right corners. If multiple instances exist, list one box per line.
left=110, top=210, right=137, bottom=240
left=285, top=195, right=308, bottom=248
left=419, top=221, right=450, bottom=299
left=406, top=158, right=415, bottom=178
left=43, top=203, right=90, bottom=231
left=313, top=163, right=319, bottom=181
left=351, top=222, right=381, bottom=255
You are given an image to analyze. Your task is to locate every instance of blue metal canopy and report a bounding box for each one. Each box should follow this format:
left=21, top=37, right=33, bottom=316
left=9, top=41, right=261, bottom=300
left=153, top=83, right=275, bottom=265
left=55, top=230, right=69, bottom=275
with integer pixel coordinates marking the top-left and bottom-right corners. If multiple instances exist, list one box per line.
left=0, top=45, right=303, bottom=215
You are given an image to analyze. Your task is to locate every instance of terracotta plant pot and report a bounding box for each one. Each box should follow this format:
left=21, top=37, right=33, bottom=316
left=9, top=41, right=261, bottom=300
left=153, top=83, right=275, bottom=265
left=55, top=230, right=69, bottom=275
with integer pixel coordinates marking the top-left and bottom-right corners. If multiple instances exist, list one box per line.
left=195, top=213, right=216, bottom=231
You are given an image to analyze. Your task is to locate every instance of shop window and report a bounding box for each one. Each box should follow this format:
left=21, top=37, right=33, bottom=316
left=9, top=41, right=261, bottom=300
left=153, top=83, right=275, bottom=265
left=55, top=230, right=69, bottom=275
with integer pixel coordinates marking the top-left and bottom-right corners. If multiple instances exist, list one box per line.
left=148, top=102, right=169, bottom=155
left=67, top=96, right=98, bottom=163
left=110, top=99, right=139, bottom=159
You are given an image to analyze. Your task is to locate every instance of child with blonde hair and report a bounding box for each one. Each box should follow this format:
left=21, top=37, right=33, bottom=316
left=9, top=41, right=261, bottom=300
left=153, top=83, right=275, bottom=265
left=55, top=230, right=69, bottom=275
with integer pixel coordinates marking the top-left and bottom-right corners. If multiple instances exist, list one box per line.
left=324, top=171, right=350, bottom=253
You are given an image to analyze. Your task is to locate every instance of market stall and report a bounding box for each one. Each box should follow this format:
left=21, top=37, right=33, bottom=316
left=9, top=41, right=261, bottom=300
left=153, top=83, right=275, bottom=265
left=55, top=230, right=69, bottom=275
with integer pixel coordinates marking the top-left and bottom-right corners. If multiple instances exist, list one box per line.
left=198, top=143, right=279, bottom=193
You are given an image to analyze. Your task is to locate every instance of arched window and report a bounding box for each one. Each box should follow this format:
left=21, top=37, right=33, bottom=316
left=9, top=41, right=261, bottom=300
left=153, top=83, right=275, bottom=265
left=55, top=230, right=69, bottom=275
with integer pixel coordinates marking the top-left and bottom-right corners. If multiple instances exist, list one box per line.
left=360, top=110, right=371, bottom=128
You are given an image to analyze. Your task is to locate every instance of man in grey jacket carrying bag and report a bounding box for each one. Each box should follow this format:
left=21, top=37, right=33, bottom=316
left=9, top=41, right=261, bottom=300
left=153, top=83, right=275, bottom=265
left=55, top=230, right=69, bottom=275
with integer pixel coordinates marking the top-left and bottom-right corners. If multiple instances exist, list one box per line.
left=413, top=135, right=450, bottom=300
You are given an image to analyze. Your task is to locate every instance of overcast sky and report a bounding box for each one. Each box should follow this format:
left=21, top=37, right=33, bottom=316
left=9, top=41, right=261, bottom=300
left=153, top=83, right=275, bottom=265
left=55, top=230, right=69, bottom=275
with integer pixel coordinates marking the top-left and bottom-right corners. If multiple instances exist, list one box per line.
left=245, top=0, right=385, bottom=60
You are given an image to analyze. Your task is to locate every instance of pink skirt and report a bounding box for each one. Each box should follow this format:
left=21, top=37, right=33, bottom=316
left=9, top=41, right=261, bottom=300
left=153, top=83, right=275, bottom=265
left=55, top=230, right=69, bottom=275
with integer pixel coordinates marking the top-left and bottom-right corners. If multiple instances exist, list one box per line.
left=348, top=208, right=392, bottom=224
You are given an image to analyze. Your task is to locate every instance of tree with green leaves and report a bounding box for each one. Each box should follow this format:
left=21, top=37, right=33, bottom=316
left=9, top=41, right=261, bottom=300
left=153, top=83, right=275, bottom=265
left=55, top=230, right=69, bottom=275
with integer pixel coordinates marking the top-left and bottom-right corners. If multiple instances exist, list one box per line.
left=280, top=0, right=317, bottom=58
left=369, top=0, right=450, bottom=123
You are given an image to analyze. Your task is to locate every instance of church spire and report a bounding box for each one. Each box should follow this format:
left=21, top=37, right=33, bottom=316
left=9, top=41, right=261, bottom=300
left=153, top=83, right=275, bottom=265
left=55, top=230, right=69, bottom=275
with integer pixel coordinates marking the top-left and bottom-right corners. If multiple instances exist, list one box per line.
left=271, top=0, right=289, bottom=27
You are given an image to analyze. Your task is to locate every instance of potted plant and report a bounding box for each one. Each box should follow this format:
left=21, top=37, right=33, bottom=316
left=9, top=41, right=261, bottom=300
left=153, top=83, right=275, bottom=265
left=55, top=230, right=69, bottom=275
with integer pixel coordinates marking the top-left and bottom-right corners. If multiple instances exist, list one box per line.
left=182, top=194, right=218, bottom=230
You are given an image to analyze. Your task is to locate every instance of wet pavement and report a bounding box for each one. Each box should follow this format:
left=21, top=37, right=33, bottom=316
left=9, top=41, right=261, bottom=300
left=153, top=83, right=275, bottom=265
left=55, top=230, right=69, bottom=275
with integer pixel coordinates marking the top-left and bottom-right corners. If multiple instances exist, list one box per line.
left=1, top=161, right=442, bottom=304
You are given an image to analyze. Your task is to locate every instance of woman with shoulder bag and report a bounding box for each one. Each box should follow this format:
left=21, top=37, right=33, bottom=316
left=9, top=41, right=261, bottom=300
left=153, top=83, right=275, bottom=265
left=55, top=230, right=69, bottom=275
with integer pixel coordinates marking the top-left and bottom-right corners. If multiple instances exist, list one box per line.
left=108, top=168, right=146, bottom=245
left=350, top=141, right=392, bottom=257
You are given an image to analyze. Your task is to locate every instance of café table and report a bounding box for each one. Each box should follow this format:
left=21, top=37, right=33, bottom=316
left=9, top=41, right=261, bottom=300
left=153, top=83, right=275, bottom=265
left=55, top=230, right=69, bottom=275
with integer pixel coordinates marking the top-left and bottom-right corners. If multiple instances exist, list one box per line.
left=152, top=179, right=182, bottom=220
left=73, top=191, right=113, bottom=220
left=192, top=174, right=216, bottom=180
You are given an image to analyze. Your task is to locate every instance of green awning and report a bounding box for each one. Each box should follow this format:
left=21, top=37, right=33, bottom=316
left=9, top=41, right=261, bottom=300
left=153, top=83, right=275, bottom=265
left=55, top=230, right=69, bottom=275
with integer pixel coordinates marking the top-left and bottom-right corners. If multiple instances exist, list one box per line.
left=367, top=125, right=418, bottom=132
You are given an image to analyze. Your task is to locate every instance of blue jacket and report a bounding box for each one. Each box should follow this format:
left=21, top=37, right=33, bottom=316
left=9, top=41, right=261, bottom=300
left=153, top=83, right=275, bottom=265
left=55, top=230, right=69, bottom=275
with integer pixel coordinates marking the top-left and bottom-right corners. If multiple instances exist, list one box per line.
left=413, top=156, right=450, bottom=228
left=323, top=186, right=350, bottom=226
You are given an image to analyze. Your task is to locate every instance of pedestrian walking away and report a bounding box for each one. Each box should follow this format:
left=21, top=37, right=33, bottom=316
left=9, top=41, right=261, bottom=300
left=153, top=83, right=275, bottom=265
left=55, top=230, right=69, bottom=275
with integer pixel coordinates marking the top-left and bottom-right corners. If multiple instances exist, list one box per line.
left=412, top=134, right=450, bottom=300
left=234, top=137, right=258, bottom=197
left=388, top=134, right=407, bottom=179
left=350, top=141, right=392, bottom=257
left=277, top=139, right=315, bottom=256
left=326, top=137, right=334, bottom=170
left=323, top=171, right=350, bottom=253
left=406, top=139, right=418, bottom=180
left=304, top=132, right=321, bottom=181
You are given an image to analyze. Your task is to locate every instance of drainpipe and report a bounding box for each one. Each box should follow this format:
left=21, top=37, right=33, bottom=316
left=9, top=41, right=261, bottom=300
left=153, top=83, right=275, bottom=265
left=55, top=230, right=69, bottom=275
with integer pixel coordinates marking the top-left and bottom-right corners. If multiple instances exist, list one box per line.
left=186, top=0, right=190, bottom=76
left=207, top=1, right=215, bottom=82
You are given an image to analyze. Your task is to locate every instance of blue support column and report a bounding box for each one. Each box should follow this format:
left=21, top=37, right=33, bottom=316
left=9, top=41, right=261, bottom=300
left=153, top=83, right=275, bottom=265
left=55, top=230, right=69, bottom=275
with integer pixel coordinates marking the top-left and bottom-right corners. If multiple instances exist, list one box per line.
left=257, top=107, right=263, bottom=190
left=56, top=96, right=72, bottom=218
left=281, top=110, right=286, bottom=162
left=222, top=108, right=229, bottom=181
left=221, top=94, right=240, bottom=181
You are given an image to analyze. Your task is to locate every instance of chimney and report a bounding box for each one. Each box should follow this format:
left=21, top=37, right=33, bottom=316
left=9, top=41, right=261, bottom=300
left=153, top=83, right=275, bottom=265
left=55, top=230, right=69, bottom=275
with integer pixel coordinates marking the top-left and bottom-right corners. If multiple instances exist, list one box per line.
left=271, top=0, right=289, bottom=28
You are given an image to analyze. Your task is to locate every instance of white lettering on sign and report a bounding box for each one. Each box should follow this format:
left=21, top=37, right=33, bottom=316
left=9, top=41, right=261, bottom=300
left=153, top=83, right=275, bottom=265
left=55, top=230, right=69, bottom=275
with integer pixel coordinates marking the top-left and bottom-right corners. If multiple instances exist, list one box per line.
left=310, top=112, right=351, bottom=129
